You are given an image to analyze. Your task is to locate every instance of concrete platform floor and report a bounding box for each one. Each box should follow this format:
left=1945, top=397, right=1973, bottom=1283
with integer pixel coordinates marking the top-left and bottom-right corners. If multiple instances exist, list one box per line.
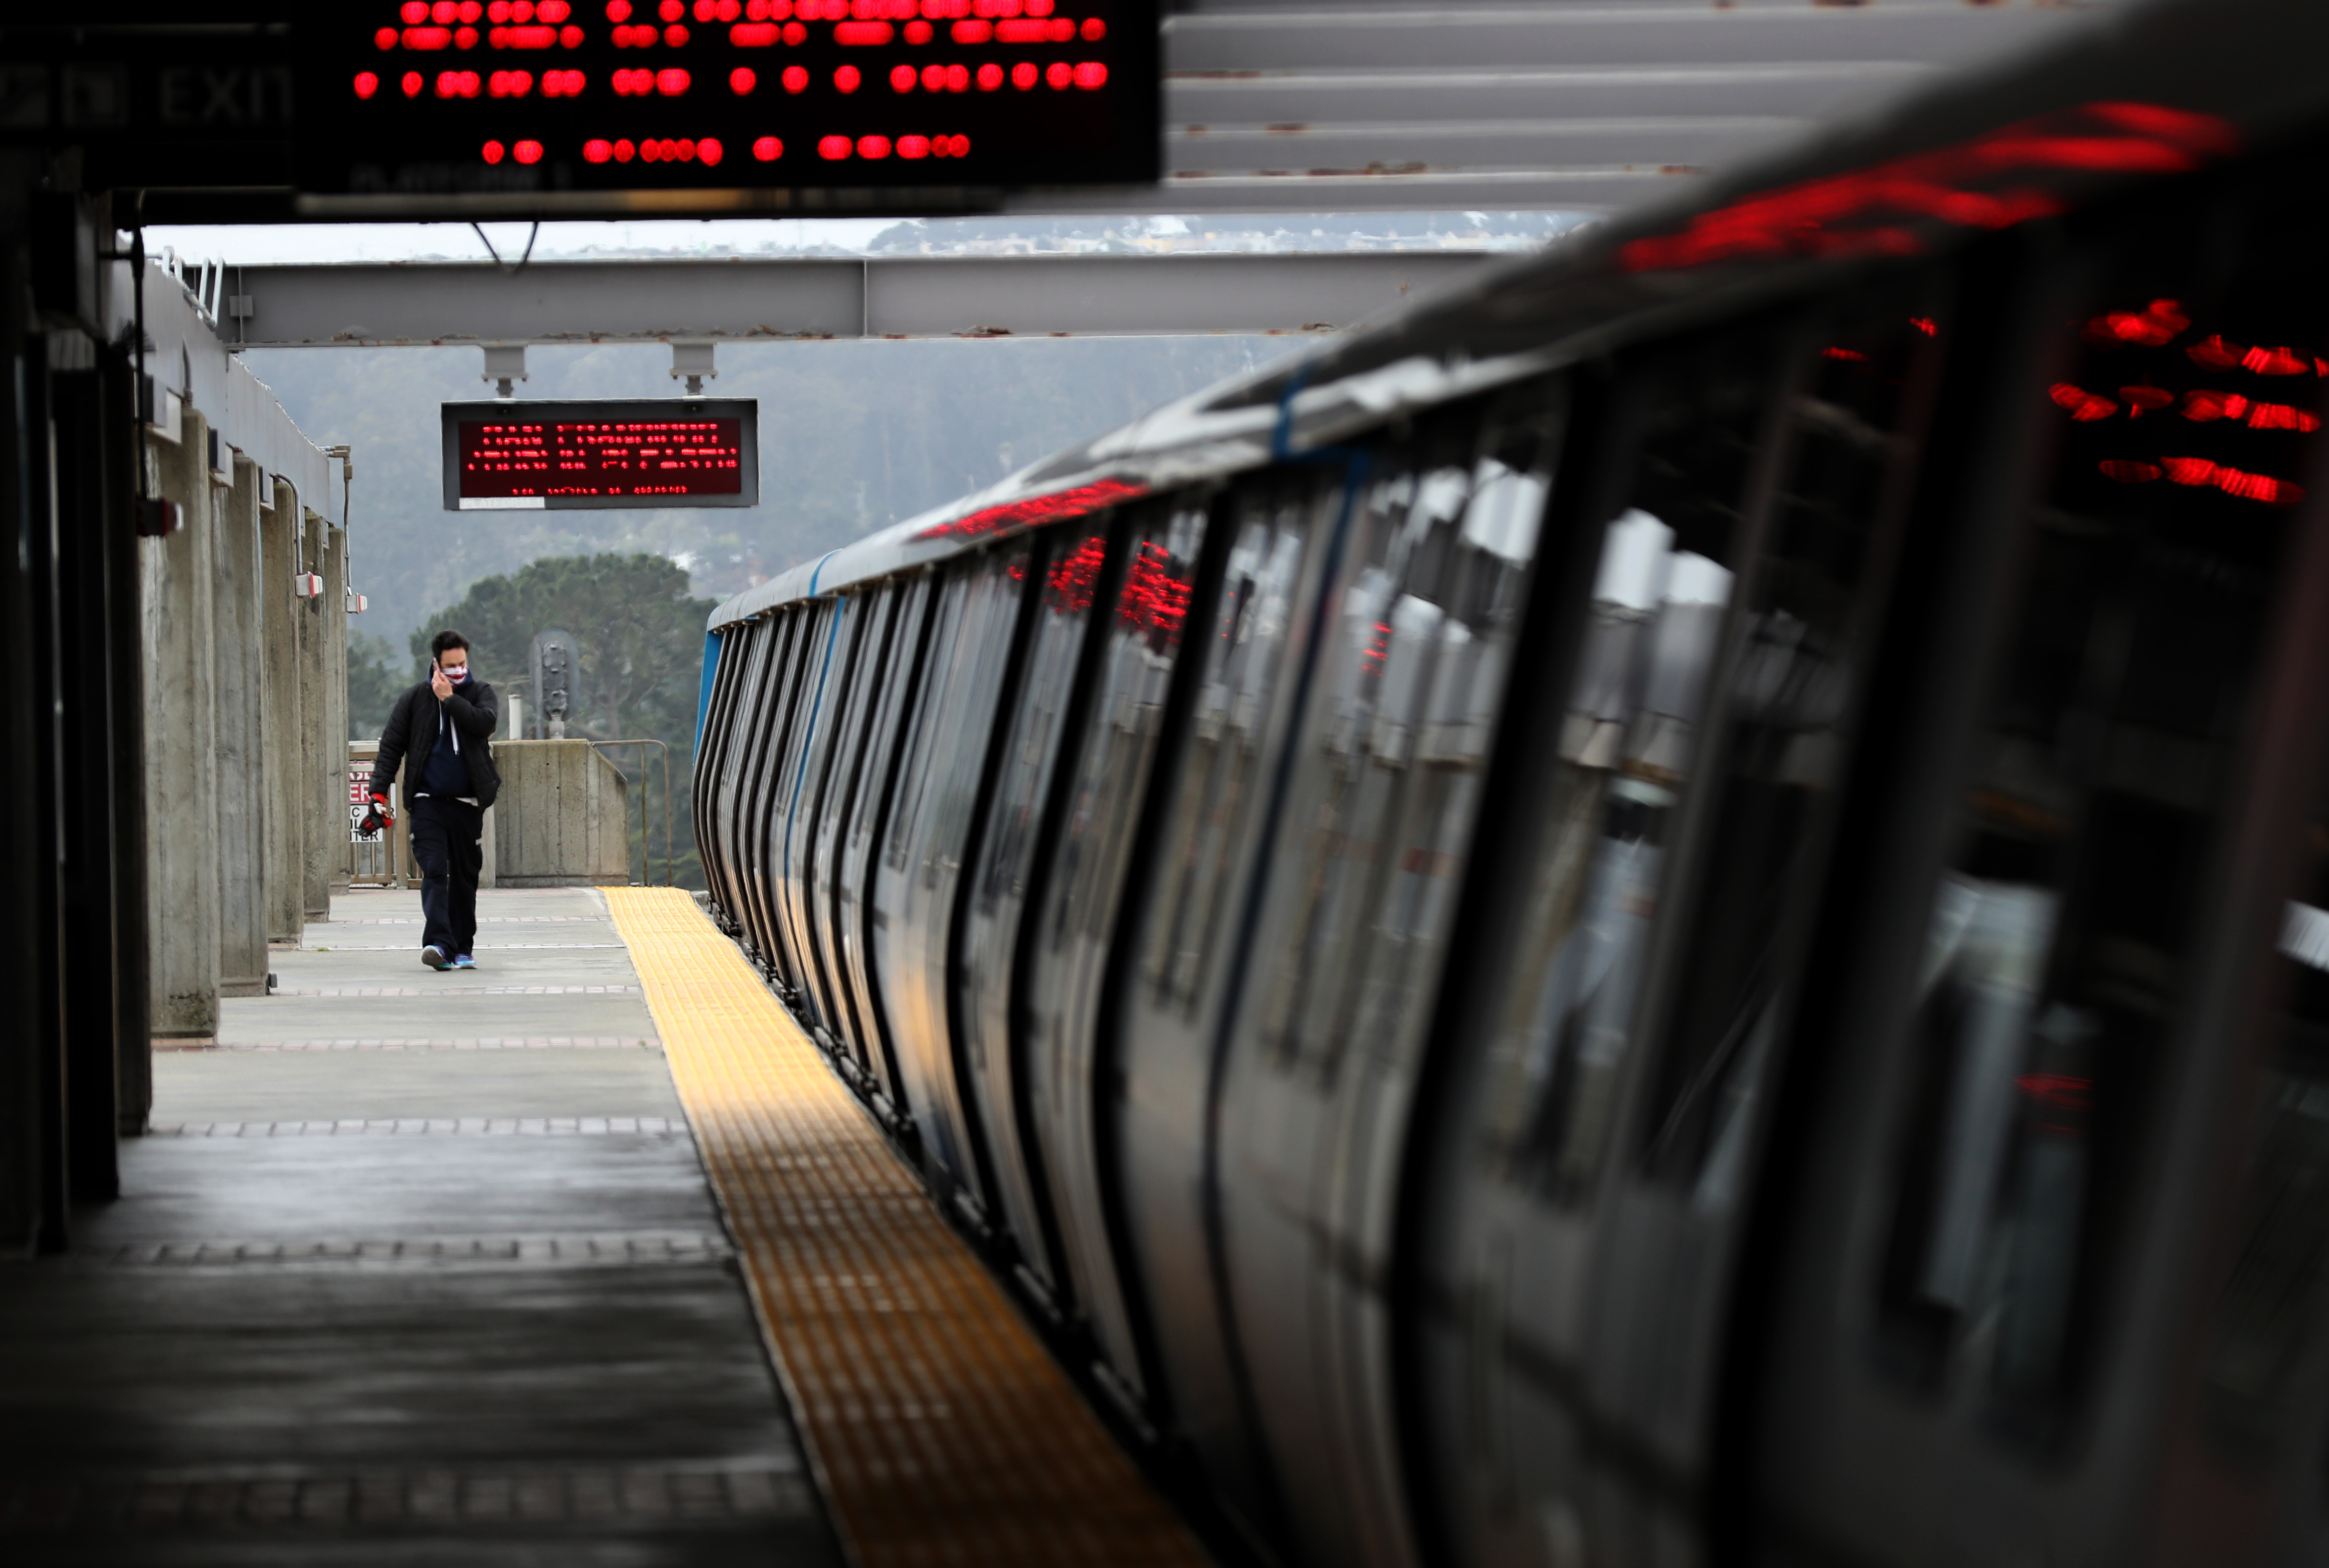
left=0, top=886, right=847, bottom=1567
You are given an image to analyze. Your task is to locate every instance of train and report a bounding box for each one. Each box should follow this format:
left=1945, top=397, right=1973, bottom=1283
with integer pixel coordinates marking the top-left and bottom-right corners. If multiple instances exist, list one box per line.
left=692, top=2, right=2329, bottom=1562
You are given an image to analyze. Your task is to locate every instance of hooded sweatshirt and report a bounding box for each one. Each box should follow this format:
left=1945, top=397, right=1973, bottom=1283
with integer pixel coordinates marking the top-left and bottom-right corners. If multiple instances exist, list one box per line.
left=418, top=675, right=477, bottom=800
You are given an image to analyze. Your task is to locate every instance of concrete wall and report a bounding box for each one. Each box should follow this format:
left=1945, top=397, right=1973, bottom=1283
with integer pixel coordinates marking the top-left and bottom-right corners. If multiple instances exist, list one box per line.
left=492, top=741, right=631, bottom=887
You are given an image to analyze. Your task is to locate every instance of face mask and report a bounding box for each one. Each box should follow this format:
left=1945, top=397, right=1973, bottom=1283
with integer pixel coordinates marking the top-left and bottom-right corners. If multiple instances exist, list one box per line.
left=440, top=665, right=468, bottom=684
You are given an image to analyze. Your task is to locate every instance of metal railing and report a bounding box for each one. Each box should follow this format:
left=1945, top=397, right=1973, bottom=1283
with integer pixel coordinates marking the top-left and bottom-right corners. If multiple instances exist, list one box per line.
left=588, top=739, right=674, bottom=886
left=346, top=742, right=408, bottom=888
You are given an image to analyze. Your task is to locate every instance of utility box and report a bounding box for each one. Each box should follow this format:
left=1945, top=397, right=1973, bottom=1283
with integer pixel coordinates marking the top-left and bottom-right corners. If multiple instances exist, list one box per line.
left=491, top=740, right=630, bottom=888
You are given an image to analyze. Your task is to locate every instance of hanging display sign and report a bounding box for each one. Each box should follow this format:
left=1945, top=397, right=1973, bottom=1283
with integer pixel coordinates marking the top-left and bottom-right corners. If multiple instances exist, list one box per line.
left=299, top=1, right=1156, bottom=198
left=440, top=397, right=760, bottom=509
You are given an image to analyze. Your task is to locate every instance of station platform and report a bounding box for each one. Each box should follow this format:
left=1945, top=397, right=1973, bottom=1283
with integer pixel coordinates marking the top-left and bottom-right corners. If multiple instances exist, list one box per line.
left=0, top=885, right=1206, bottom=1567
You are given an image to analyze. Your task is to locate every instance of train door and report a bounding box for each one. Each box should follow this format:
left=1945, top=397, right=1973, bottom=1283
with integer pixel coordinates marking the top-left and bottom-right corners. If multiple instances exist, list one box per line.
left=777, top=595, right=861, bottom=1042
left=1023, top=499, right=1214, bottom=1416
left=958, top=514, right=1121, bottom=1303
left=793, top=596, right=876, bottom=1059
left=695, top=615, right=761, bottom=930
left=840, top=575, right=939, bottom=1126
left=1114, top=468, right=1351, bottom=1537
left=711, top=614, right=784, bottom=965
left=874, top=541, right=1040, bottom=1214
left=764, top=602, right=835, bottom=1002
left=740, top=608, right=811, bottom=990
left=1211, top=380, right=1564, bottom=1568
left=1404, top=289, right=1944, bottom=1565
left=1748, top=163, right=2329, bottom=1568
left=811, top=587, right=903, bottom=1088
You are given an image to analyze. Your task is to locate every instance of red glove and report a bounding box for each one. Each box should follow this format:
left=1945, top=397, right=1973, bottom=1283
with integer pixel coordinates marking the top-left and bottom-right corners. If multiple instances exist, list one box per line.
left=358, top=793, right=394, bottom=838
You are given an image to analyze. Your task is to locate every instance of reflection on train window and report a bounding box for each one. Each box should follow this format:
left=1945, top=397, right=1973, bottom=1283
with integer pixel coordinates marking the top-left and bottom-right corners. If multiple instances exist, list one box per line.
left=1878, top=214, right=2323, bottom=1434
left=1246, top=451, right=1428, bottom=1067
left=1141, top=480, right=1331, bottom=1015
left=1483, top=333, right=1776, bottom=1205
left=1248, top=391, right=1558, bottom=1080
left=2203, top=812, right=2329, bottom=1467
left=1038, top=506, right=1208, bottom=965
left=1487, top=304, right=1937, bottom=1208
left=971, top=518, right=1114, bottom=927
left=1639, top=304, right=1936, bottom=1201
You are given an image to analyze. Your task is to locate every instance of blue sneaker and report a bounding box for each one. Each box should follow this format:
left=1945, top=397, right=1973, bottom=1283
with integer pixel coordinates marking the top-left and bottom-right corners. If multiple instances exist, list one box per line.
left=451, top=953, right=478, bottom=970
left=421, top=945, right=448, bottom=971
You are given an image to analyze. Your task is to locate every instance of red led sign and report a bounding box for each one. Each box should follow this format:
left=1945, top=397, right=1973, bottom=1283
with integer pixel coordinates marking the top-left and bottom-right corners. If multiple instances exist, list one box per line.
left=299, top=1, right=1156, bottom=199
left=440, top=398, right=759, bottom=509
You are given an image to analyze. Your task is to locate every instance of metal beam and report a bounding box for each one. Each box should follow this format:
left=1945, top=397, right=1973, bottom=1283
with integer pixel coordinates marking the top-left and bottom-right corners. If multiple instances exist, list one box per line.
left=215, top=252, right=1496, bottom=347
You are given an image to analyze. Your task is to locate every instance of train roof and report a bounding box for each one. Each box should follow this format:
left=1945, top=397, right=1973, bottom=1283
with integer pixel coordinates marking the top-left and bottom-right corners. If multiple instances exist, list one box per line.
left=708, top=0, right=2329, bottom=631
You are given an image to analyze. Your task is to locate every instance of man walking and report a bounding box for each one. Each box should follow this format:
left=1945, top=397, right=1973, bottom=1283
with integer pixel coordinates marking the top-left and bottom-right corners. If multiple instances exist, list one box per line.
left=368, top=631, right=502, bottom=971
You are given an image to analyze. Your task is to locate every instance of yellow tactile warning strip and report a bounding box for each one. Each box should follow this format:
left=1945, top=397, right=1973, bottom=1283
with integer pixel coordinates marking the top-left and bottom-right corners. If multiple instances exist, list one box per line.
left=603, top=887, right=1213, bottom=1568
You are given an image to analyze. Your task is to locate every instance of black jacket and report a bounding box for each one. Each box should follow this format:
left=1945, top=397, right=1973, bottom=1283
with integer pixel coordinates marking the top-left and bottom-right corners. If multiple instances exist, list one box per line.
left=369, top=678, right=501, bottom=809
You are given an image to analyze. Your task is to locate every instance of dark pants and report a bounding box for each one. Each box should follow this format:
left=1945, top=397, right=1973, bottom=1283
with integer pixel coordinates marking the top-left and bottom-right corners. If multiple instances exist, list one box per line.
left=408, top=796, right=484, bottom=958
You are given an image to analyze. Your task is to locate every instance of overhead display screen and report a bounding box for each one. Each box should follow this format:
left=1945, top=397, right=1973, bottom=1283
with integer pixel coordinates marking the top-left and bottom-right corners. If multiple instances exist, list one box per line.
left=299, top=0, right=1155, bottom=197
left=440, top=398, right=760, bottom=509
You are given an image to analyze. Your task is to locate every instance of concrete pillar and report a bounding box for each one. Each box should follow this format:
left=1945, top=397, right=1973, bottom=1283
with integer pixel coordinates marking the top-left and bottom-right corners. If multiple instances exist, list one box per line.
left=298, top=507, right=333, bottom=921
left=53, top=353, right=145, bottom=1157
left=259, top=478, right=306, bottom=945
left=143, top=410, right=221, bottom=1039
left=101, top=351, right=153, bottom=1137
left=322, top=523, right=351, bottom=895
left=214, top=456, right=268, bottom=998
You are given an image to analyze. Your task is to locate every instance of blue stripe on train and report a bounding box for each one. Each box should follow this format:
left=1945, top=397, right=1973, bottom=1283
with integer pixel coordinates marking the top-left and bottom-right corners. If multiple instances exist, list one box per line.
left=694, top=627, right=722, bottom=755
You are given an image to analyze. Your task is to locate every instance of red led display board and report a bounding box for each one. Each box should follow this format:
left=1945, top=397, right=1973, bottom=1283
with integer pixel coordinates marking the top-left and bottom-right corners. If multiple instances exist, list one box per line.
left=440, top=398, right=760, bottom=509
left=299, top=1, right=1155, bottom=198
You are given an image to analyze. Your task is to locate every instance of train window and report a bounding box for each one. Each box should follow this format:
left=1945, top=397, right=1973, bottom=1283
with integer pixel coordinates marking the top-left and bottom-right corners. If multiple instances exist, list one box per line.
left=1246, top=388, right=1559, bottom=1080
left=1638, top=301, right=1940, bottom=1202
left=1876, top=197, right=2328, bottom=1432
left=1035, top=505, right=1208, bottom=975
left=1245, top=449, right=1429, bottom=1067
left=1140, top=477, right=1337, bottom=1014
left=1481, top=331, right=1780, bottom=1205
left=882, top=581, right=971, bottom=876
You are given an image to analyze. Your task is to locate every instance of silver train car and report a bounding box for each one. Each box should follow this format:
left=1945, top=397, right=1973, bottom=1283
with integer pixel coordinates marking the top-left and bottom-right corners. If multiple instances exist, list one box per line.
left=694, top=3, right=2329, bottom=1561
